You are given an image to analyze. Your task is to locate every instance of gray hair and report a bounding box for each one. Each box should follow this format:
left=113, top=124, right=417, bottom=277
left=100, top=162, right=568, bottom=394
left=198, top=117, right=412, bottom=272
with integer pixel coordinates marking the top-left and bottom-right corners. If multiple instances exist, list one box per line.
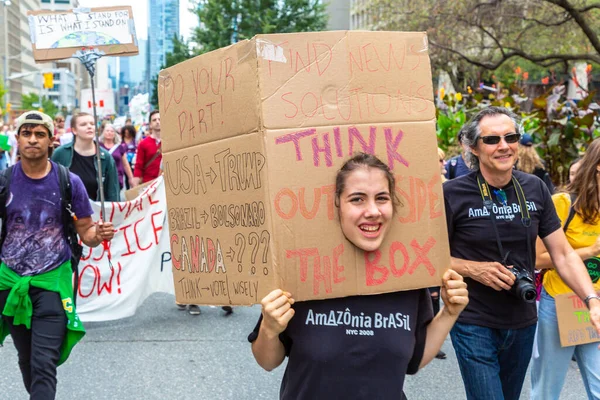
left=99, top=124, right=121, bottom=145
left=461, top=106, right=521, bottom=171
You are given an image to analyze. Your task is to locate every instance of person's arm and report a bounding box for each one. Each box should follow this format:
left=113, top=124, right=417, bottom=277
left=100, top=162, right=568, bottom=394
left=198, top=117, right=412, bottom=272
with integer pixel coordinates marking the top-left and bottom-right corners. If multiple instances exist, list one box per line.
left=419, top=270, right=469, bottom=368
left=251, top=289, right=295, bottom=371
left=74, top=217, right=114, bottom=248
left=122, top=152, right=135, bottom=188
left=542, top=229, right=600, bottom=341
left=536, top=236, right=600, bottom=270
left=451, top=257, right=515, bottom=291
left=103, top=153, right=120, bottom=202
left=133, top=141, right=145, bottom=186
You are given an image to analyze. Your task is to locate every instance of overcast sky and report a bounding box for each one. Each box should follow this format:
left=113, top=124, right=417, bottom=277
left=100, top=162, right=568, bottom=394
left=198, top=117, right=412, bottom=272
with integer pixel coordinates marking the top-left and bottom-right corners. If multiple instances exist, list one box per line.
left=78, top=0, right=198, bottom=40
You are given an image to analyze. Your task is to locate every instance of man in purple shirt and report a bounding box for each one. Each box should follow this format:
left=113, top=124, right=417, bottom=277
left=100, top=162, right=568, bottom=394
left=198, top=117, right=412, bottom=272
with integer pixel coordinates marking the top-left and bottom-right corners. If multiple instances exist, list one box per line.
left=0, top=111, right=115, bottom=399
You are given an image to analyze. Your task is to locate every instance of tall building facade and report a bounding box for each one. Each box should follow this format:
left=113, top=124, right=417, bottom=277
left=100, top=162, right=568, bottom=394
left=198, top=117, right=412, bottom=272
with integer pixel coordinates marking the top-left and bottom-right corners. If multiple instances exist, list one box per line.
left=2, top=0, right=23, bottom=113
left=107, top=38, right=148, bottom=116
left=326, top=0, right=350, bottom=31
left=350, top=0, right=371, bottom=30
left=147, top=0, right=179, bottom=98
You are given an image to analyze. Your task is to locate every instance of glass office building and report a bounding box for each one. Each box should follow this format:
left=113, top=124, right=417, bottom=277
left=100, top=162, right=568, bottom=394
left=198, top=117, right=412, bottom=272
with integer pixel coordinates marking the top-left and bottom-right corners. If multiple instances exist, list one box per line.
left=147, top=0, right=180, bottom=98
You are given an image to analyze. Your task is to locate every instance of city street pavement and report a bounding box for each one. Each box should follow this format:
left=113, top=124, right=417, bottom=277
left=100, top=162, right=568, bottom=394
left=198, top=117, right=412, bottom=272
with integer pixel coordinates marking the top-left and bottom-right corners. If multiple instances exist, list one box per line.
left=0, top=292, right=589, bottom=399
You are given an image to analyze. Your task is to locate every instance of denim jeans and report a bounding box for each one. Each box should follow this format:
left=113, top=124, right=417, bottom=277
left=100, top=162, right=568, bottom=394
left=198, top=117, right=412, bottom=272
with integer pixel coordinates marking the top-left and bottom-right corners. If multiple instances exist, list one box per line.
left=0, top=287, right=67, bottom=399
left=531, top=288, right=600, bottom=400
left=451, top=321, right=536, bottom=400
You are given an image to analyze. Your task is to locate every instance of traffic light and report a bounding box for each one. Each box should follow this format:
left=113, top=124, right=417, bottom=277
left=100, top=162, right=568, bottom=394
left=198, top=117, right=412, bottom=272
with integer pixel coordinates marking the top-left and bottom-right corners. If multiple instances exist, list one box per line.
left=43, top=73, right=54, bottom=89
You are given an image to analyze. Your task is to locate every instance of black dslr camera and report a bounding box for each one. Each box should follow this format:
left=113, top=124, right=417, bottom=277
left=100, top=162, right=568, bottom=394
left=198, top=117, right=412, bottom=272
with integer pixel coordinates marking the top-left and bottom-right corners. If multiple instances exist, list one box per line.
left=506, top=265, right=537, bottom=303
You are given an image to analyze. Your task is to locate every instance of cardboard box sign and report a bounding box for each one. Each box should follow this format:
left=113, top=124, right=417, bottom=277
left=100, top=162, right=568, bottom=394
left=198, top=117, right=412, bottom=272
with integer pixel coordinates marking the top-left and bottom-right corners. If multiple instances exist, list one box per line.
left=556, top=291, right=600, bottom=347
left=27, top=6, right=138, bottom=62
left=159, top=31, right=450, bottom=305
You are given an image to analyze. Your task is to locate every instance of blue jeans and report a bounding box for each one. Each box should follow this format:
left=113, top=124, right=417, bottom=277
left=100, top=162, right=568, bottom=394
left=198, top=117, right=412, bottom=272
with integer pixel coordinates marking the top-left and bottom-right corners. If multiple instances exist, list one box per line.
left=531, top=288, right=600, bottom=400
left=451, top=321, right=536, bottom=400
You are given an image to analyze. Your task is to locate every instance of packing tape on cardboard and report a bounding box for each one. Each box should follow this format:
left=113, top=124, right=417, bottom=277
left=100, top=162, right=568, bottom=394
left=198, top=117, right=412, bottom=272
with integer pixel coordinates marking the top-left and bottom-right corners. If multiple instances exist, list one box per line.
left=255, top=39, right=287, bottom=63
left=28, top=16, right=37, bottom=44
left=418, top=36, right=429, bottom=53
left=73, top=7, right=91, bottom=14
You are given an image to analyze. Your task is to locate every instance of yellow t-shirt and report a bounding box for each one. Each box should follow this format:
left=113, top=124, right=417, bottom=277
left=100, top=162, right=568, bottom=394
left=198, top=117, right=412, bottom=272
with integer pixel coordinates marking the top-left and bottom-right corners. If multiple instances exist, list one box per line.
left=543, top=192, right=600, bottom=297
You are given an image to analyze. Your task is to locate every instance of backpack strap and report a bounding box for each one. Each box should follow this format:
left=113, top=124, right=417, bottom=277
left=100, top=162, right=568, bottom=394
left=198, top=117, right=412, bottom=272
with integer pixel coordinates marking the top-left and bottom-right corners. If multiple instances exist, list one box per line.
left=0, top=165, right=15, bottom=253
left=563, top=193, right=578, bottom=233
left=56, top=163, right=83, bottom=305
left=448, top=156, right=458, bottom=179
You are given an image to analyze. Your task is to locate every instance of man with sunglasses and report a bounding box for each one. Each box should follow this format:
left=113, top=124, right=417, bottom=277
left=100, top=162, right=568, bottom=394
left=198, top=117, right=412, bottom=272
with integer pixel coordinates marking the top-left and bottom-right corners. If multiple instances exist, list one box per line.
left=443, top=107, right=600, bottom=400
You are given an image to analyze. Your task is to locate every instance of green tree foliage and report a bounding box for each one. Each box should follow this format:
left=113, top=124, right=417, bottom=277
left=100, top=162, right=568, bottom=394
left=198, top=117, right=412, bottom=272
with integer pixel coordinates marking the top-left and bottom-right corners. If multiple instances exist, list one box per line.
left=365, top=0, right=600, bottom=88
left=192, top=0, right=329, bottom=54
left=21, top=93, right=58, bottom=118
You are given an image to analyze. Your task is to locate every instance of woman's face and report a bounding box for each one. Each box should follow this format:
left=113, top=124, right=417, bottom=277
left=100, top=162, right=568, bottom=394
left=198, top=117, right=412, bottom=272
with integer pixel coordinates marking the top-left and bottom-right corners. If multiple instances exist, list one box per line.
left=103, top=126, right=116, bottom=141
left=569, top=161, right=581, bottom=183
left=338, top=167, right=393, bottom=252
left=74, top=115, right=95, bottom=140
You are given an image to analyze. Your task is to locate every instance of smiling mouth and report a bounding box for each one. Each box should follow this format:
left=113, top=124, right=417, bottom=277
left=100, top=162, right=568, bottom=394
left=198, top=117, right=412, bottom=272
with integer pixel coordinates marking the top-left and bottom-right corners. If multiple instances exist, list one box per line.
left=359, top=224, right=382, bottom=237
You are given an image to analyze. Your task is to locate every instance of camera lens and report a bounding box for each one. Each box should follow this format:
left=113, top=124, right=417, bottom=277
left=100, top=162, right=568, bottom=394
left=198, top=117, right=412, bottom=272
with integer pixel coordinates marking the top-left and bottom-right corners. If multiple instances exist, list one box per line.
left=522, top=287, right=537, bottom=303
left=517, top=282, right=537, bottom=303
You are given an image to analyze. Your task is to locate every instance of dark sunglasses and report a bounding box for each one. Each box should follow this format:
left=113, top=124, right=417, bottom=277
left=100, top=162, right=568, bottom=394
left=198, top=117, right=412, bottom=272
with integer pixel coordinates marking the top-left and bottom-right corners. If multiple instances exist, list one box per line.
left=55, top=119, right=64, bottom=123
left=478, top=133, right=521, bottom=145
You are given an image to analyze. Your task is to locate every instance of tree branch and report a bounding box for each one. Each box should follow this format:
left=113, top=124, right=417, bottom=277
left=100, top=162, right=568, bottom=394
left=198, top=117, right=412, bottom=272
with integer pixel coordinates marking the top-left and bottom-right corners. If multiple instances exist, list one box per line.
left=520, top=15, right=572, bottom=27
left=430, top=40, right=600, bottom=70
left=577, top=4, right=600, bottom=13
left=545, top=0, right=600, bottom=54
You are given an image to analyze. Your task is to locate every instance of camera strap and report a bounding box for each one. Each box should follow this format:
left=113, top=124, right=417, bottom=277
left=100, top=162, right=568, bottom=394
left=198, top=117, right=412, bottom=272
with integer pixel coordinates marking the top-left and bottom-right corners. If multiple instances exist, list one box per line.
left=476, top=173, right=533, bottom=266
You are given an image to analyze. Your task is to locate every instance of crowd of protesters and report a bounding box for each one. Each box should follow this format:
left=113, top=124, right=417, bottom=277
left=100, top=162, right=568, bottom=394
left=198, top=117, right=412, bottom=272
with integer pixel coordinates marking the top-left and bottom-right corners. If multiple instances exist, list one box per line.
left=0, top=110, right=163, bottom=201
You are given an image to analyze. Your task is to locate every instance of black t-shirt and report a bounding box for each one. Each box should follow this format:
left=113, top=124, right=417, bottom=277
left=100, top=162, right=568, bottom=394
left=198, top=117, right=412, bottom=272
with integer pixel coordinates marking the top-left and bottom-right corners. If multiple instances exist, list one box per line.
left=443, top=170, right=561, bottom=329
left=248, top=290, right=433, bottom=400
left=70, top=151, right=98, bottom=200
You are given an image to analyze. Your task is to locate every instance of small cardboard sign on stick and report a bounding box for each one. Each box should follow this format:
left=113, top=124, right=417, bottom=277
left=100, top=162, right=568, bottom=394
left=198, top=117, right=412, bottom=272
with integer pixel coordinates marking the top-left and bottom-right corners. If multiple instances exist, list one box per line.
left=27, top=6, right=138, bottom=62
left=556, top=291, right=600, bottom=347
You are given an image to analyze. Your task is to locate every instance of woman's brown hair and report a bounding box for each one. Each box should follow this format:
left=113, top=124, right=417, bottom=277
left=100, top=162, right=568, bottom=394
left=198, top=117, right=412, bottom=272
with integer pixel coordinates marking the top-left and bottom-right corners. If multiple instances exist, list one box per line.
left=517, top=145, right=544, bottom=174
left=335, top=152, right=401, bottom=213
left=566, top=138, right=600, bottom=224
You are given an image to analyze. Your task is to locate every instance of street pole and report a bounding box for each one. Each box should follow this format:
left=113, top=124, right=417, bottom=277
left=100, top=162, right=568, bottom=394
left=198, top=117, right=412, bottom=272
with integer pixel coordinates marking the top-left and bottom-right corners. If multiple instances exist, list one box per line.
left=39, top=71, right=43, bottom=109
left=2, top=1, right=10, bottom=123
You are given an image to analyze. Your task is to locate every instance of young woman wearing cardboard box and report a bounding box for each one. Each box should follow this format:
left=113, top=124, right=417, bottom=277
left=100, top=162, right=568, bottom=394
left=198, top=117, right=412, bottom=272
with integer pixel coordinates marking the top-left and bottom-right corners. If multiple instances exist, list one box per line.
left=248, top=152, right=468, bottom=399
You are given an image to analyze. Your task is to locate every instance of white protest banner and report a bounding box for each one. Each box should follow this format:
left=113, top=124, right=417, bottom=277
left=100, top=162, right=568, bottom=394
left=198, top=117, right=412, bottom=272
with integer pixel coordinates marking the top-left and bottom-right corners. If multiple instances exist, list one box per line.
left=76, top=177, right=174, bottom=322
